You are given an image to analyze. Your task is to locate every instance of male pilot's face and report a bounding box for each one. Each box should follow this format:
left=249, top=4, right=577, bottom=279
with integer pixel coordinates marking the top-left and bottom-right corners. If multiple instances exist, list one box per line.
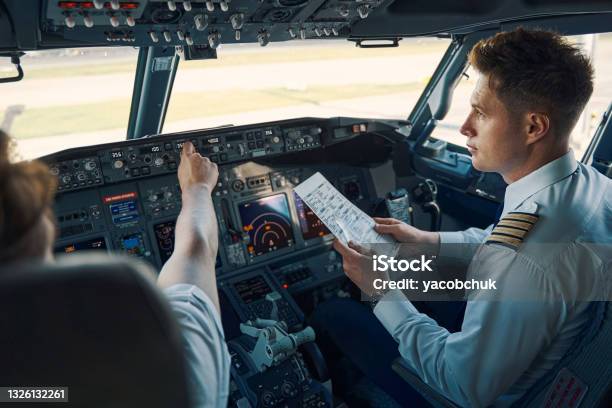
left=460, top=75, right=527, bottom=175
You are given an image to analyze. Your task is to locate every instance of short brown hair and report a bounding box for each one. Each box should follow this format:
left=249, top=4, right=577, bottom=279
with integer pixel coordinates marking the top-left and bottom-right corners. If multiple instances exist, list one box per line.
left=468, top=28, right=594, bottom=138
left=0, top=130, right=57, bottom=262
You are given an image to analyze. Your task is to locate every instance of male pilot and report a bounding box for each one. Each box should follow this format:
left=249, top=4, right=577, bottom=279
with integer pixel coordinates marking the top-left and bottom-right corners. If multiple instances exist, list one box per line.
left=313, top=28, right=611, bottom=407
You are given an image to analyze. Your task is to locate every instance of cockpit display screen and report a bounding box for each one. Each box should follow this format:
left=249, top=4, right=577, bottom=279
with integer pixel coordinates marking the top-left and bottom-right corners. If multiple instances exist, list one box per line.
left=294, top=193, right=330, bottom=240
left=234, top=275, right=272, bottom=304
left=55, top=236, right=107, bottom=254
left=154, top=221, right=176, bottom=264
left=153, top=220, right=222, bottom=268
left=104, top=192, right=140, bottom=226
left=238, top=194, right=294, bottom=257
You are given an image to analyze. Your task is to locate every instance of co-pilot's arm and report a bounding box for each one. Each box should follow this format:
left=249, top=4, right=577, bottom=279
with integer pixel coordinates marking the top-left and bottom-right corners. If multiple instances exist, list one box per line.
left=374, top=249, right=561, bottom=407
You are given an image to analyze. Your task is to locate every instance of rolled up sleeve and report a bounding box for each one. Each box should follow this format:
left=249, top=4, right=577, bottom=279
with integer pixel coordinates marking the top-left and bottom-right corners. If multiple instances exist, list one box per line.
left=164, top=284, right=231, bottom=408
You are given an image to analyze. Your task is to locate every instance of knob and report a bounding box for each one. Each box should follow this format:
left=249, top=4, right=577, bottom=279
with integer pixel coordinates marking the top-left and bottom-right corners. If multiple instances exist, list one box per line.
left=148, top=194, right=158, bottom=202
left=257, top=31, right=270, bottom=47
left=220, top=1, right=229, bottom=12
left=185, top=34, right=194, bottom=46
left=163, top=30, right=172, bottom=42
left=64, top=14, right=76, bottom=28
left=50, top=167, right=60, bottom=176
left=164, top=191, right=173, bottom=199
left=110, top=0, right=120, bottom=11
left=93, top=0, right=104, bottom=9
left=183, top=1, right=192, bottom=11
left=113, top=160, right=124, bottom=169
left=272, top=136, right=280, bottom=144
left=205, top=0, right=214, bottom=12
left=208, top=32, right=221, bottom=49
left=297, top=137, right=305, bottom=144
left=84, top=161, right=96, bottom=171
left=126, top=15, right=136, bottom=27
left=167, top=1, right=176, bottom=11
left=230, top=13, right=244, bottom=30
left=194, top=14, right=208, bottom=31
left=212, top=146, right=220, bottom=153
left=109, top=15, right=120, bottom=27
left=61, top=175, right=72, bottom=184
left=357, top=5, right=370, bottom=19
left=83, top=14, right=94, bottom=28
left=149, top=31, right=159, bottom=43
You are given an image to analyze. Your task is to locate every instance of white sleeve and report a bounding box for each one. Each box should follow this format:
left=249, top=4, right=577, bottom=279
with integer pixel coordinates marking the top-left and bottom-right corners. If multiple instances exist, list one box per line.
left=164, top=284, right=231, bottom=408
left=373, top=247, right=562, bottom=407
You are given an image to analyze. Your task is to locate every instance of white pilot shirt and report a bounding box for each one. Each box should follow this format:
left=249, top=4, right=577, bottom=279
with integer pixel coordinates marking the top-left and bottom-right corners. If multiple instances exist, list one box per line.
left=374, top=150, right=611, bottom=407
left=164, top=284, right=231, bottom=407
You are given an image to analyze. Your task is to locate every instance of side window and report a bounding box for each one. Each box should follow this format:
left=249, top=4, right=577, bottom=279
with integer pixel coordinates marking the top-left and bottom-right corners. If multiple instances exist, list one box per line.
left=431, top=33, right=612, bottom=160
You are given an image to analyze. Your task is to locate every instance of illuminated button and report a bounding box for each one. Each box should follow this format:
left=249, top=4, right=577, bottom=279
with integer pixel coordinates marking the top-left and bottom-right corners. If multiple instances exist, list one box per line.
left=64, top=14, right=76, bottom=28
left=83, top=14, right=94, bottom=28
left=109, top=15, right=120, bottom=27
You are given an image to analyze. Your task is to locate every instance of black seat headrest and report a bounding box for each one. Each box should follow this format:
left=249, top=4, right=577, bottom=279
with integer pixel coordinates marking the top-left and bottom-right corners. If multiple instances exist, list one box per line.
left=0, top=254, right=191, bottom=408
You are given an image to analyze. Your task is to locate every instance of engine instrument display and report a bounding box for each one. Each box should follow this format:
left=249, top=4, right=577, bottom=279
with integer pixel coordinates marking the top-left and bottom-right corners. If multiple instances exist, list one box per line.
left=294, top=193, right=330, bottom=240
left=154, top=221, right=176, bottom=264
left=239, top=194, right=294, bottom=257
left=154, top=219, right=222, bottom=268
left=55, top=236, right=107, bottom=254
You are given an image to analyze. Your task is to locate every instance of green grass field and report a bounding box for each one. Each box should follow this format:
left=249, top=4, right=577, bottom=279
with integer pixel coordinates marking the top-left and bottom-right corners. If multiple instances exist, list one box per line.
left=20, top=42, right=448, bottom=80
left=9, top=82, right=422, bottom=139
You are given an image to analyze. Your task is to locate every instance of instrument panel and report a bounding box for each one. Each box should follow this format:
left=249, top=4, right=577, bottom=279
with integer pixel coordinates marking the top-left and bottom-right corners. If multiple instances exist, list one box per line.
left=46, top=117, right=391, bottom=286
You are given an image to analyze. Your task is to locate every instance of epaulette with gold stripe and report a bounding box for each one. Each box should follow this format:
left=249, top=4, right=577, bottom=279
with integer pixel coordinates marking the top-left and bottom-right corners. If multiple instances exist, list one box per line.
left=485, top=211, right=539, bottom=251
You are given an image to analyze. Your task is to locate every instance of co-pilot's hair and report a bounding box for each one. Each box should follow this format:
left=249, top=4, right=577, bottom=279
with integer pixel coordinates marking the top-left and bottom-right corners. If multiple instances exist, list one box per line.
left=469, top=28, right=594, bottom=139
left=0, top=130, right=57, bottom=262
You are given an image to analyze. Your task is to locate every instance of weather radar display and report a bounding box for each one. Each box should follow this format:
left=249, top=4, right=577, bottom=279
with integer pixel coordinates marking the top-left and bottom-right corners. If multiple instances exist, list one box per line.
left=239, top=194, right=294, bottom=257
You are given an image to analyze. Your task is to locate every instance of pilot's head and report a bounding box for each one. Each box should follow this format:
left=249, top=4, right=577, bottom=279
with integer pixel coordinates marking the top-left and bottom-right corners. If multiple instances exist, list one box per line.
left=460, top=28, right=594, bottom=182
left=0, top=131, right=57, bottom=264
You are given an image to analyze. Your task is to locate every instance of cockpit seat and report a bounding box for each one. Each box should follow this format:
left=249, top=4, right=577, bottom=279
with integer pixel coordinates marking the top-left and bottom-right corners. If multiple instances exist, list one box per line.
left=391, top=301, right=612, bottom=408
left=0, top=254, right=191, bottom=408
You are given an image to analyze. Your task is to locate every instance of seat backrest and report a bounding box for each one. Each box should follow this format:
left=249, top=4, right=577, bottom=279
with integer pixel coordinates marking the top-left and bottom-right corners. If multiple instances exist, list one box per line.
left=0, top=254, right=191, bottom=408
left=515, top=301, right=612, bottom=408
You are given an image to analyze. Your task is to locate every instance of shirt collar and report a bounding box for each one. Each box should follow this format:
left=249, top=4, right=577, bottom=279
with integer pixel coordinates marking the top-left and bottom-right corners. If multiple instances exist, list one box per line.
left=502, top=150, right=578, bottom=215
